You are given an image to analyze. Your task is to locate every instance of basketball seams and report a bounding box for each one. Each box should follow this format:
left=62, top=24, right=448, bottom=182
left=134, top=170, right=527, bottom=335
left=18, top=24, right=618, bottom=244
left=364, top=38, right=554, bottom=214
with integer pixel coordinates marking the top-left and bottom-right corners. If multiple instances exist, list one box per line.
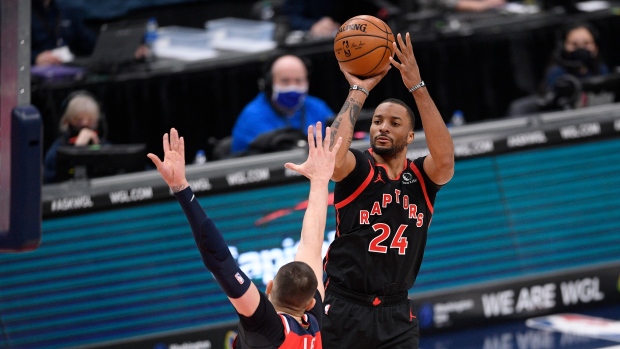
left=334, top=15, right=394, bottom=77
left=337, top=46, right=390, bottom=63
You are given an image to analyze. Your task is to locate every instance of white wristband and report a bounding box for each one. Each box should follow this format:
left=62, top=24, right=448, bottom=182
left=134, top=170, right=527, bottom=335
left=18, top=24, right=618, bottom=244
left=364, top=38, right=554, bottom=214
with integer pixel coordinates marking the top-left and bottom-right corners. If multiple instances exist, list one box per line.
left=350, top=85, right=369, bottom=97
left=408, top=80, right=426, bottom=93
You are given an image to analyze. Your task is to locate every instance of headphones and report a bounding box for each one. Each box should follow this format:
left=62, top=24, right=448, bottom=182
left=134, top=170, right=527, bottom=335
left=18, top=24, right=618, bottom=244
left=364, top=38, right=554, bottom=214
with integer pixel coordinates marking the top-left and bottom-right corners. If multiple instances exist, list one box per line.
left=59, top=90, right=108, bottom=140
left=258, top=54, right=313, bottom=99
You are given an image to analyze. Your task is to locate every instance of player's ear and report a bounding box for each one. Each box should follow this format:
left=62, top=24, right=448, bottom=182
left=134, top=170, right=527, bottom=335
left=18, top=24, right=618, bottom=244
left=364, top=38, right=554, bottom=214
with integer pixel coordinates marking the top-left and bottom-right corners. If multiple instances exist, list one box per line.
left=305, top=297, right=316, bottom=311
left=265, top=280, right=274, bottom=295
left=407, top=130, right=414, bottom=144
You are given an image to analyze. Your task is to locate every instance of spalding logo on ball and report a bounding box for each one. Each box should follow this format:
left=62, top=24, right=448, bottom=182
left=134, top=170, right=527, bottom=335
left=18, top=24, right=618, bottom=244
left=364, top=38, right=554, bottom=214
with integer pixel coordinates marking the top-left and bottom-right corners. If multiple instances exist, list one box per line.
left=334, top=15, right=395, bottom=78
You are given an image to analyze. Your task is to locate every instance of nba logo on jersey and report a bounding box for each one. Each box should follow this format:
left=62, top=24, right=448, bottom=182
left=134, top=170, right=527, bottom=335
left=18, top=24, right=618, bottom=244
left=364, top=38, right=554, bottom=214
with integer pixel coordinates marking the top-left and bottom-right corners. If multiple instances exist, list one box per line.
left=235, top=272, right=245, bottom=284
left=526, top=313, right=620, bottom=342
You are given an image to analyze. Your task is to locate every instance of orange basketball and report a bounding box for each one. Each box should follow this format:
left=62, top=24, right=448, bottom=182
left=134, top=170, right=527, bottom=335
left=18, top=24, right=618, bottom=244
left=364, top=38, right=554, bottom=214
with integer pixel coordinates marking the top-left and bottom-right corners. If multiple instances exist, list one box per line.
left=334, top=15, right=395, bottom=78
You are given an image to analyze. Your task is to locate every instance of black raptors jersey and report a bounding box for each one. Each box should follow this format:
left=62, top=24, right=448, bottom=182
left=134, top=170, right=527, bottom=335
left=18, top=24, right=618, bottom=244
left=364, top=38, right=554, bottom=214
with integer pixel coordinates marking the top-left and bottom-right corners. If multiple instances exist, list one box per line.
left=325, top=148, right=441, bottom=296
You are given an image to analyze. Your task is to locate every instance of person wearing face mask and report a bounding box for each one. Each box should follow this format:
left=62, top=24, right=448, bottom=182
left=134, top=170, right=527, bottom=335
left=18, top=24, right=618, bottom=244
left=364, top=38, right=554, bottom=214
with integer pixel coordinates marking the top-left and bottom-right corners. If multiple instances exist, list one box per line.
left=230, top=54, right=334, bottom=155
left=506, top=21, right=610, bottom=116
left=544, top=22, right=609, bottom=92
left=43, top=91, right=108, bottom=183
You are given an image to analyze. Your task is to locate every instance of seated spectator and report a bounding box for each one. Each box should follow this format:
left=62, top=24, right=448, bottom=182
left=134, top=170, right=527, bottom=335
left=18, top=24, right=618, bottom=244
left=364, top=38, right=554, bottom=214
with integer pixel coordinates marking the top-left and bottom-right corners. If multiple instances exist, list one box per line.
left=230, top=54, right=334, bottom=155
left=282, top=0, right=393, bottom=38
left=544, top=21, right=609, bottom=91
left=31, top=0, right=96, bottom=66
left=43, top=91, right=107, bottom=183
left=507, top=21, right=610, bottom=116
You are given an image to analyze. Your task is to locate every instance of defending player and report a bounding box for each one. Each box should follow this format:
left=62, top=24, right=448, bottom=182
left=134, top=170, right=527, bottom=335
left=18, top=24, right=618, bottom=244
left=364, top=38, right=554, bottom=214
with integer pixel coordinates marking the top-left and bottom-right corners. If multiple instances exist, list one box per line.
left=322, top=32, right=455, bottom=348
left=148, top=122, right=342, bottom=348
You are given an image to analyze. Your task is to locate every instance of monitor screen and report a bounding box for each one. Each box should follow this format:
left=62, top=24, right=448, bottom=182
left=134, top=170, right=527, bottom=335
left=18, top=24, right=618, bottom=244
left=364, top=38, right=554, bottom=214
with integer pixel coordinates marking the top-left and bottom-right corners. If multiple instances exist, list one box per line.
left=56, top=144, right=147, bottom=182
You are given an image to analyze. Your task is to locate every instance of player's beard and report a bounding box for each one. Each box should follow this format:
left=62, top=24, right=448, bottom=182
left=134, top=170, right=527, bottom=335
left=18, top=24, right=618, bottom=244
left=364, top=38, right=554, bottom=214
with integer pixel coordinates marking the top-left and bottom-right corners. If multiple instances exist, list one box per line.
left=371, top=134, right=408, bottom=159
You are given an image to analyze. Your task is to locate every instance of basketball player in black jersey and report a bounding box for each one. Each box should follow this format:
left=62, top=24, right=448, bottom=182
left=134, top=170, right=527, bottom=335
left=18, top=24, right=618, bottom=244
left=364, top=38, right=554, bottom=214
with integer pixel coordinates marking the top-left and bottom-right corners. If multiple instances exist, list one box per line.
left=322, top=32, right=455, bottom=348
left=148, top=123, right=342, bottom=348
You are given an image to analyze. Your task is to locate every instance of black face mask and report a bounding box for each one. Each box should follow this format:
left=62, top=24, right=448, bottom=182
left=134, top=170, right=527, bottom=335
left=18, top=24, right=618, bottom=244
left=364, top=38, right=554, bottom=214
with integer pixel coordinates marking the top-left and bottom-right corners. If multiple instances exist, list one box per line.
left=560, top=48, right=596, bottom=73
left=67, top=125, right=84, bottom=138
left=66, top=125, right=97, bottom=144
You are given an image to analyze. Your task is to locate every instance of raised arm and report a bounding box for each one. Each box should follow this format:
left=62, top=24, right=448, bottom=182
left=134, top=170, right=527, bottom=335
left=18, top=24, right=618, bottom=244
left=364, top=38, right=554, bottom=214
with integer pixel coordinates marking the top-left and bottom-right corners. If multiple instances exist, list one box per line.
left=285, top=122, right=342, bottom=300
left=330, top=65, right=391, bottom=181
left=147, top=129, right=261, bottom=317
left=391, top=33, right=455, bottom=185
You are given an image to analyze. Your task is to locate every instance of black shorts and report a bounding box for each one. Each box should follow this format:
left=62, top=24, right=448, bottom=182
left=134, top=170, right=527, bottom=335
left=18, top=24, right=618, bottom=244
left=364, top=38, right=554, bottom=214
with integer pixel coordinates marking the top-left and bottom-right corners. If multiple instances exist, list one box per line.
left=321, top=284, right=420, bottom=349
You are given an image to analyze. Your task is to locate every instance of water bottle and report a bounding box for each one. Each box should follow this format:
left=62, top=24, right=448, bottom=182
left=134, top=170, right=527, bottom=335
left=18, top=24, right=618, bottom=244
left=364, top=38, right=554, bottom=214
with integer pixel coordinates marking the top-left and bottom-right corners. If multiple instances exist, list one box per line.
left=144, top=17, right=158, bottom=60
left=450, top=110, right=465, bottom=127
left=194, top=149, right=207, bottom=164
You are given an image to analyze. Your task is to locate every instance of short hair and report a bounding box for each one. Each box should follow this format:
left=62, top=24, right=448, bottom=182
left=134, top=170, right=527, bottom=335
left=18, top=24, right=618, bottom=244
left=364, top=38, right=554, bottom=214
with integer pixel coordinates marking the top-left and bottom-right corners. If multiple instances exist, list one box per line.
left=271, top=261, right=317, bottom=309
left=378, top=98, right=415, bottom=130
left=59, top=93, right=101, bottom=132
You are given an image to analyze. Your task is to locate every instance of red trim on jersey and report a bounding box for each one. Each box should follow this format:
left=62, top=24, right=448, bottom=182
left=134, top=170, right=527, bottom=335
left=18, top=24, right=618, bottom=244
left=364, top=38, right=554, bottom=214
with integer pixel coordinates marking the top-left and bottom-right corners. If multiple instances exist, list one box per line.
left=334, top=160, right=374, bottom=210
left=277, top=313, right=322, bottom=349
left=368, top=148, right=408, bottom=180
left=324, top=245, right=331, bottom=271
left=334, top=209, right=341, bottom=238
left=410, top=162, right=433, bottom=214
left=280, top=314, right=291, bottom=334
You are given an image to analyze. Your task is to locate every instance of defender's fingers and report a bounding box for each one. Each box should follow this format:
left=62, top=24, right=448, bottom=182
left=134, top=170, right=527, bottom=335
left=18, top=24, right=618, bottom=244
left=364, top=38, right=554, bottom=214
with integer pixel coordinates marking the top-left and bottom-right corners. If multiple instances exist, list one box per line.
left=170, top=128, right=179, bottom=151
left=315, top=122, right=323, bottom=147
left=162, top=133, right=170, bottom=153
left=147, top=153, right=162, bottom=169
left=307, top=125, right=315, bottom=148
left=331, top=136, right=343, bottom=155
left=284, top=162, right=301, bottom=173
left=179, top=136, right=185, bottom=158
left=323, top=126, right=332, bottom=149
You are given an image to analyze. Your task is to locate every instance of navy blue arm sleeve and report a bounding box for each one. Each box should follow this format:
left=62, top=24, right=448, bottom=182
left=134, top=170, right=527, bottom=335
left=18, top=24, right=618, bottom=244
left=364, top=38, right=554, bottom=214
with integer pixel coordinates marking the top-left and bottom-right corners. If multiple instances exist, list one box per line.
left=174, top=187, right=251, bottom=298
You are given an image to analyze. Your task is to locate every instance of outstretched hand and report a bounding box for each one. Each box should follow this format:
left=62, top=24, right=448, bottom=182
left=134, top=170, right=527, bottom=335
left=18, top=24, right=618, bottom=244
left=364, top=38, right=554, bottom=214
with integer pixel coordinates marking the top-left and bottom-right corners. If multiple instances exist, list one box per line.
left=285, top=122, right=342, bottom=183
left=147, top=128, right=189, bottom=192
left=390, top=32, right=422, bottom=91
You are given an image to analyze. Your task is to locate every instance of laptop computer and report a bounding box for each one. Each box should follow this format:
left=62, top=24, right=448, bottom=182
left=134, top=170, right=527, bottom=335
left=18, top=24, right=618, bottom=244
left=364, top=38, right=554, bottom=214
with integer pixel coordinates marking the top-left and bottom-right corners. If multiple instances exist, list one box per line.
left=68, top=19, right=147, bottom=73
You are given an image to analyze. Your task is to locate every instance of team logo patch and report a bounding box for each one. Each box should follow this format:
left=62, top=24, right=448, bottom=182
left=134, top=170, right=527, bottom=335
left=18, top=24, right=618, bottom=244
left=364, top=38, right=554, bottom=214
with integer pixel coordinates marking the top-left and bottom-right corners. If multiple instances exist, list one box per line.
left=526, top=313, right=620, bottom=342
left=235, top=272, right=245, bottom=285
left=324, top=304, right=331, bottom=315
left=402, top=172, right=417, bottom=185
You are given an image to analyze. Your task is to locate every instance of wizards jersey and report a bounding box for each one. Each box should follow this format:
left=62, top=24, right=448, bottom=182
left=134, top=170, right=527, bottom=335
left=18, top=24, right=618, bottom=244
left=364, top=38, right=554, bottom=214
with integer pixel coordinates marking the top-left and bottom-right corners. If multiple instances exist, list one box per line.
left=234, top=291, right=322, bottom=349
left=325, top=148, right=441, bottom=296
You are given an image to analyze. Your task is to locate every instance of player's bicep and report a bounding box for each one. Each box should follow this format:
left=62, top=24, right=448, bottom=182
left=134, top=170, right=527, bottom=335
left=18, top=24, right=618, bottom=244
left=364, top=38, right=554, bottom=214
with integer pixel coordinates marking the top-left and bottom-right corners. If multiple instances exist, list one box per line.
left=229, top=282, right=261, bottom=317
left=332, top=150, right=356, bottom=182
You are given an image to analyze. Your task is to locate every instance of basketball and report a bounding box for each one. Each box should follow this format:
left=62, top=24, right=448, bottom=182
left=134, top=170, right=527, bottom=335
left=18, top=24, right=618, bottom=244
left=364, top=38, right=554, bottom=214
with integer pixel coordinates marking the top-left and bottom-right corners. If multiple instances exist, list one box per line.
left=334, top=15, right=395, bottom=78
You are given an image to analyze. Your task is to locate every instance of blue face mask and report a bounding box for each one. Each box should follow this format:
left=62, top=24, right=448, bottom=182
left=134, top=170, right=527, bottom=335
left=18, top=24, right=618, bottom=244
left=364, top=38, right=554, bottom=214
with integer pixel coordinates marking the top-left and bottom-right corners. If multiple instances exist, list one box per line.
left=272, top=85, right=308, bottom=111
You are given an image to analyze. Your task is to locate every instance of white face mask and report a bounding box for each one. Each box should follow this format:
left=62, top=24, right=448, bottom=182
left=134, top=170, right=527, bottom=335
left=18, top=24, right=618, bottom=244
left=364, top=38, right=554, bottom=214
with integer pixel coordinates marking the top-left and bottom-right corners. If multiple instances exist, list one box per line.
left=271, top=85, right=308, bottom=111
